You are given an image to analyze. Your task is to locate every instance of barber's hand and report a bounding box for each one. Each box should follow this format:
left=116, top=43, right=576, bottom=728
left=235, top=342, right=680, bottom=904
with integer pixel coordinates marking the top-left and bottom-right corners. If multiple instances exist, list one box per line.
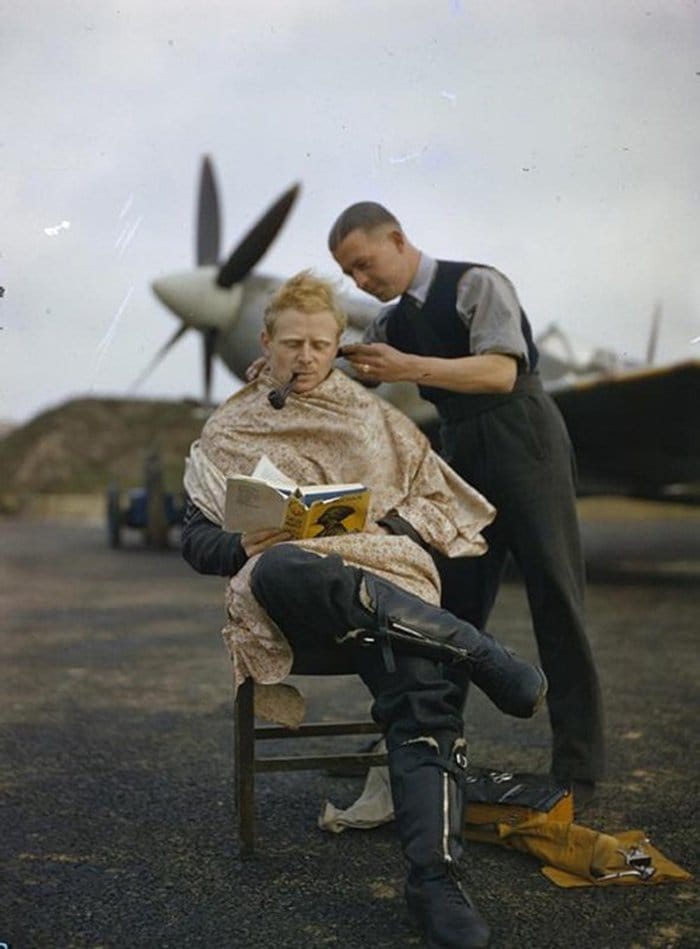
left=341, top=342, right=415, bottom=383
left=241, top=527, right=292, bottom=558
left=245, top=356, right=268, bottom=382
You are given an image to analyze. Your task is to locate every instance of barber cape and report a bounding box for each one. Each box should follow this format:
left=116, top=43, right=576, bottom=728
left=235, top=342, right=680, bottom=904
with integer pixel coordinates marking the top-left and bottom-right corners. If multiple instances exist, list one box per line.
left=184, top=369, right=495, bottom=724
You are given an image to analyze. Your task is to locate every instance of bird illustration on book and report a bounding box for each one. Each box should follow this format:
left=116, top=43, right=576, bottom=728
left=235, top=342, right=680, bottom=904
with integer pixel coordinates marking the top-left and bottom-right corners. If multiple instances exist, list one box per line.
left=315, top=505, right=357, bottom=536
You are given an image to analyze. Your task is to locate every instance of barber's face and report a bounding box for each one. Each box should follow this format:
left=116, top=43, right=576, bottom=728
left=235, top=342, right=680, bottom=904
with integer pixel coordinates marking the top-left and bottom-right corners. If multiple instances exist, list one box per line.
left=261, top=309, right=340, bottom=395
left=332, top=225, right=410, bottom=302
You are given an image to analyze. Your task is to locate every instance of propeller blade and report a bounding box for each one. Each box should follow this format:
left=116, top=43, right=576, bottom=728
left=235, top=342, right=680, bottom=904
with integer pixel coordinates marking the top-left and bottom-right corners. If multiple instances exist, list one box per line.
left=203, top=327, right=219, bottom=403
left=646, top=303, right=662, bottom=365
left=216, top=182, right=300, bottom=288
left=197, top=156, right=221, bottom=266
left=130, top=324, right=189, bottom=391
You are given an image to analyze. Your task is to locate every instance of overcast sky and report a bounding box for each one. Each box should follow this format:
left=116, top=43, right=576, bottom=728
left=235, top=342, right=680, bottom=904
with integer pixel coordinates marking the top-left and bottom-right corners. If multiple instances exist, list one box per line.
left=1, top=0, right=698, bottom=424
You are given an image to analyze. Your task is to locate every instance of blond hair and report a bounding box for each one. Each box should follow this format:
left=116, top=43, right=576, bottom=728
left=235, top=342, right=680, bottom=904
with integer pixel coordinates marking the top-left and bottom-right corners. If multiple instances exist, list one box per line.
left=264, top=270, right=347, bottom=336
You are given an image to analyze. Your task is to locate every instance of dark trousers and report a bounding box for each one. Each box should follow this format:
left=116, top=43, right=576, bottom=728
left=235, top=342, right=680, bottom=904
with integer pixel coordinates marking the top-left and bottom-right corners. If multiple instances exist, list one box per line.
left=437, top=389, right=605, bottom=781
left=249, top=545, right=465, bottom=752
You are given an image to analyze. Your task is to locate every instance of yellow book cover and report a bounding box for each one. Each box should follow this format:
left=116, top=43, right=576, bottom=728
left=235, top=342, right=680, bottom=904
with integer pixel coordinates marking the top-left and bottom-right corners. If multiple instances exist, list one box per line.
left=283, top=487, right=371, bottom=539
left=224, top=475, right=370, bottom=539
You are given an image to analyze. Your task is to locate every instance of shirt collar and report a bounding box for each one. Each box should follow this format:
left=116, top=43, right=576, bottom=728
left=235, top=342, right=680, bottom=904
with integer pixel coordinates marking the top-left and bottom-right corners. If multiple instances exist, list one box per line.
left=405, top=253, right=437, bottom=307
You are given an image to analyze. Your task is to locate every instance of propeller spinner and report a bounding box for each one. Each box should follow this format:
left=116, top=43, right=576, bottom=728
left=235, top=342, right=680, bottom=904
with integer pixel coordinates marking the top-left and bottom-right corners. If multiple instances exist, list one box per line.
left=140, top=156, right=300, bottom=403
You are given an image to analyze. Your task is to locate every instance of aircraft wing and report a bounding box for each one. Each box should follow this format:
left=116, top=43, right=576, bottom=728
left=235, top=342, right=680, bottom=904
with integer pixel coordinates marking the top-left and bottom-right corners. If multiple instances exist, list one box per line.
left=549, top=360, right=700, bottom=501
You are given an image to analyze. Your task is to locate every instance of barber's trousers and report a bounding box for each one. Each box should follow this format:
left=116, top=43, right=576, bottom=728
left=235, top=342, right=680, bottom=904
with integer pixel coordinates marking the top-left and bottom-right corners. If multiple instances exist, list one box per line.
left=249, top=544, right=465, bottom=753
left=436, top=389, right=605, bottom=782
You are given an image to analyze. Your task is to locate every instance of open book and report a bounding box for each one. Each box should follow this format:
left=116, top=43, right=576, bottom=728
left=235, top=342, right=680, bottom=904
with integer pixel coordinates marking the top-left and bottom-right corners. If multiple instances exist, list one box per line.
left=224, top=455, right=370, bottom=539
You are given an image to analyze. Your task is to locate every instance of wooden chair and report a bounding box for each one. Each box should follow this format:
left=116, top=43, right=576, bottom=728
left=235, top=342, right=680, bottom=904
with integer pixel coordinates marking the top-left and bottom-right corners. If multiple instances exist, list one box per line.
left=233, top=648, right=388, bottom=858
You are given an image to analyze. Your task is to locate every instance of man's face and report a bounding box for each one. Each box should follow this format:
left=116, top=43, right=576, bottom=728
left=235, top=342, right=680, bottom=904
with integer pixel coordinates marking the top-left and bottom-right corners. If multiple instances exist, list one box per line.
left=261, top=308, right=340, bottom=395
left=332, top=225, right=411, bottom=302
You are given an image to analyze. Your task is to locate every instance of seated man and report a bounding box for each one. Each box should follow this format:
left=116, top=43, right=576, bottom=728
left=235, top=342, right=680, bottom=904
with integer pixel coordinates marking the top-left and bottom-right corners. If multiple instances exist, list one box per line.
left=181, top=271, right=547, bottom=949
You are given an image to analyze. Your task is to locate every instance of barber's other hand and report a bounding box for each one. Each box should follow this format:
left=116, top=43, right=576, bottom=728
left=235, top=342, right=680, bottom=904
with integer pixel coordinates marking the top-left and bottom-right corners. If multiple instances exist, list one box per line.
left=241, top=527, right=292, bottom=557
left=245, top=356, right=268, bottom=382
left=341, top=342, right=415, bottom=383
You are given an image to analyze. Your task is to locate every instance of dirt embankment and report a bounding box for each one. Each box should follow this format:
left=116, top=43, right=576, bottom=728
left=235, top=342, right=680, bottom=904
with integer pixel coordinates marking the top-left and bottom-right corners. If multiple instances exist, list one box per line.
left=0, top=396, right=210, bottom=512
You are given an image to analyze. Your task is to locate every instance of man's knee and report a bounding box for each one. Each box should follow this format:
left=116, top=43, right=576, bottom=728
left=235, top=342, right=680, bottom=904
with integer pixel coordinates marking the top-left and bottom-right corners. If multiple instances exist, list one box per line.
left=250, top=544, right=316, bottom=602
left=250, top=546, right=355, bottom=633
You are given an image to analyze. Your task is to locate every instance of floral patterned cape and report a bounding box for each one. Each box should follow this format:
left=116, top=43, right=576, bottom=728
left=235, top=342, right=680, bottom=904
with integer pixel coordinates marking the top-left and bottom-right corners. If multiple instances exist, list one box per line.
left=184, top=368, right=495, bottom=723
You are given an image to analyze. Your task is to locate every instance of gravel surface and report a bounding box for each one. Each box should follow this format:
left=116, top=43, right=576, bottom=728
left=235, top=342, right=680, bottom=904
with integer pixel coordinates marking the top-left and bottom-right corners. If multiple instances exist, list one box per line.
left=1, top=512, right=698, bottom=948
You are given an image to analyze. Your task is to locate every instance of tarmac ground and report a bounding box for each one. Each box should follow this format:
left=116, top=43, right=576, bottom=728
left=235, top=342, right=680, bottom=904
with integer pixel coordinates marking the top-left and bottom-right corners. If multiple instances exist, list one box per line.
left=1, top=501, right=699, bottom=948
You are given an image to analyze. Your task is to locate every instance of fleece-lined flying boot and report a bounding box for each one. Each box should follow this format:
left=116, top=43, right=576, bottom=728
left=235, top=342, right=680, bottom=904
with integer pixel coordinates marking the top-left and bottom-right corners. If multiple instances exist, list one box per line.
left=406, top=867, right=490, bottom=949
left=357, top=573, right=547, bottom=719
left=249, top=547, right=545, bottom=719
left=391, top=736, right=491, bottom=948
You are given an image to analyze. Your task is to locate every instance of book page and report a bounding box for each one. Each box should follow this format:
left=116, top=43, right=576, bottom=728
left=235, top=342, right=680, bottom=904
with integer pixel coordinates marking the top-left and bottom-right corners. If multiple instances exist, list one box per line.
left=252, top=454, right=296, bottom=489
left=296, top=483, right=366, bottom=504
left=224, top=477, right=290, bottom=533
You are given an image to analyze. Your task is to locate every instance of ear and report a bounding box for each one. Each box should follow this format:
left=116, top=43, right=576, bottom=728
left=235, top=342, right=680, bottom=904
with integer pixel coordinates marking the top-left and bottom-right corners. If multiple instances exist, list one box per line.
left=388, top=227, right=406, bottom=253
left=260, top=330, right=271, bottom=354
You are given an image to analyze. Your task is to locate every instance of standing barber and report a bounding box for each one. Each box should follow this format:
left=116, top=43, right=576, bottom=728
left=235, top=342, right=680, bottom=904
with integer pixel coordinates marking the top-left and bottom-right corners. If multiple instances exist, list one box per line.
left=328, top=203, right=604, bottom=803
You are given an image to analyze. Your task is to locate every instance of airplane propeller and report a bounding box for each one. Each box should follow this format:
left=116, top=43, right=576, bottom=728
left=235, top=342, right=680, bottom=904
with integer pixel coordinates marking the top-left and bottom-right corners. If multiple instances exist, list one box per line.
left=196, top=156, right=221, bottom=267
left=216, top=183, right=299, bottom=288
left=137, top=156, right=300, bottom=403
left=203, top=326, right=218, bottom=401
left=130, top=324, right=190, bottom=393
left=645, top=302, right=662, bottom=366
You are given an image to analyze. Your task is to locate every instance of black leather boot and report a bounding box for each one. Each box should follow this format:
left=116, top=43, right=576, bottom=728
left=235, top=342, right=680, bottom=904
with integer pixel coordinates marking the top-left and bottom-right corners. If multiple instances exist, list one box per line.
left=250, top=547, right=545, bottom=719
left=354, top=573, right=547, bottom=719
left=391, top=736, right=491, bottom=948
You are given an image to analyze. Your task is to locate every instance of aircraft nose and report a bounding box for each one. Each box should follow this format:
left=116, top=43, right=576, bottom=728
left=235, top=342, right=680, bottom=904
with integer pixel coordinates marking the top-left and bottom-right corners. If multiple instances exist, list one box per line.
left=151, top=267, right=242, bottom=330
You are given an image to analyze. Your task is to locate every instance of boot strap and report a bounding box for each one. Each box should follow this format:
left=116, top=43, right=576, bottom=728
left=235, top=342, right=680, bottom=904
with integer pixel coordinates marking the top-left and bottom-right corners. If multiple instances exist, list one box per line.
left=375, top=594, right=397, bottom=674
left=387, top=620, right=472, bottom=664
left=354, top=575, right=473, bottom=674
left=339, top=592, right=399, bottom=673
left=349, top=621, right=473, bottom=676
left=390, top=745, right=468, bottom=781
left=362, top=614, right=472, bottom=674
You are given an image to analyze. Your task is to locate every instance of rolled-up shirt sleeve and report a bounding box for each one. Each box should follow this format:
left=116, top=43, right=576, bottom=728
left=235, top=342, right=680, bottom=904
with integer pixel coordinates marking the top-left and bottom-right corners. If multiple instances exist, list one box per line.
left=456, top=267, right=530, bottom=369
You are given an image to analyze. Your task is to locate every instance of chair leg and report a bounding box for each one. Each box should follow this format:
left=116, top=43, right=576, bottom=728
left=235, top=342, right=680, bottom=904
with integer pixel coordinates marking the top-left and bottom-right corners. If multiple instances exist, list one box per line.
left=234, top=677, right=256, bottom=859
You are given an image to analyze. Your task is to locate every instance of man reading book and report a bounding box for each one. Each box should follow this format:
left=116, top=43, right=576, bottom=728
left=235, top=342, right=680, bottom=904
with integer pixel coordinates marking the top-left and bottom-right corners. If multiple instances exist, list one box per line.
left=181, top=271, right=547, bottom=949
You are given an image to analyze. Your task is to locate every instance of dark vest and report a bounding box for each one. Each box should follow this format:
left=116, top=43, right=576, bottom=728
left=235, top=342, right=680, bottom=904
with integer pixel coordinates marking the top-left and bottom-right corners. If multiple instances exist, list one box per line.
left=384, top=260, right=539, bottom=416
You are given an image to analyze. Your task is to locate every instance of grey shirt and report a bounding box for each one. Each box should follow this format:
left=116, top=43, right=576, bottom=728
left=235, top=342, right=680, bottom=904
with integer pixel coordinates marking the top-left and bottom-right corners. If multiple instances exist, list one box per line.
left=363, top=253, right=530, bottom=370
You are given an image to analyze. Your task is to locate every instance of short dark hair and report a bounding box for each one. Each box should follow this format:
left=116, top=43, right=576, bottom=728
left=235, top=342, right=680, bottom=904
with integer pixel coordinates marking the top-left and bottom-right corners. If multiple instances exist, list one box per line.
left=327, top=202, right=401, bottom=252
